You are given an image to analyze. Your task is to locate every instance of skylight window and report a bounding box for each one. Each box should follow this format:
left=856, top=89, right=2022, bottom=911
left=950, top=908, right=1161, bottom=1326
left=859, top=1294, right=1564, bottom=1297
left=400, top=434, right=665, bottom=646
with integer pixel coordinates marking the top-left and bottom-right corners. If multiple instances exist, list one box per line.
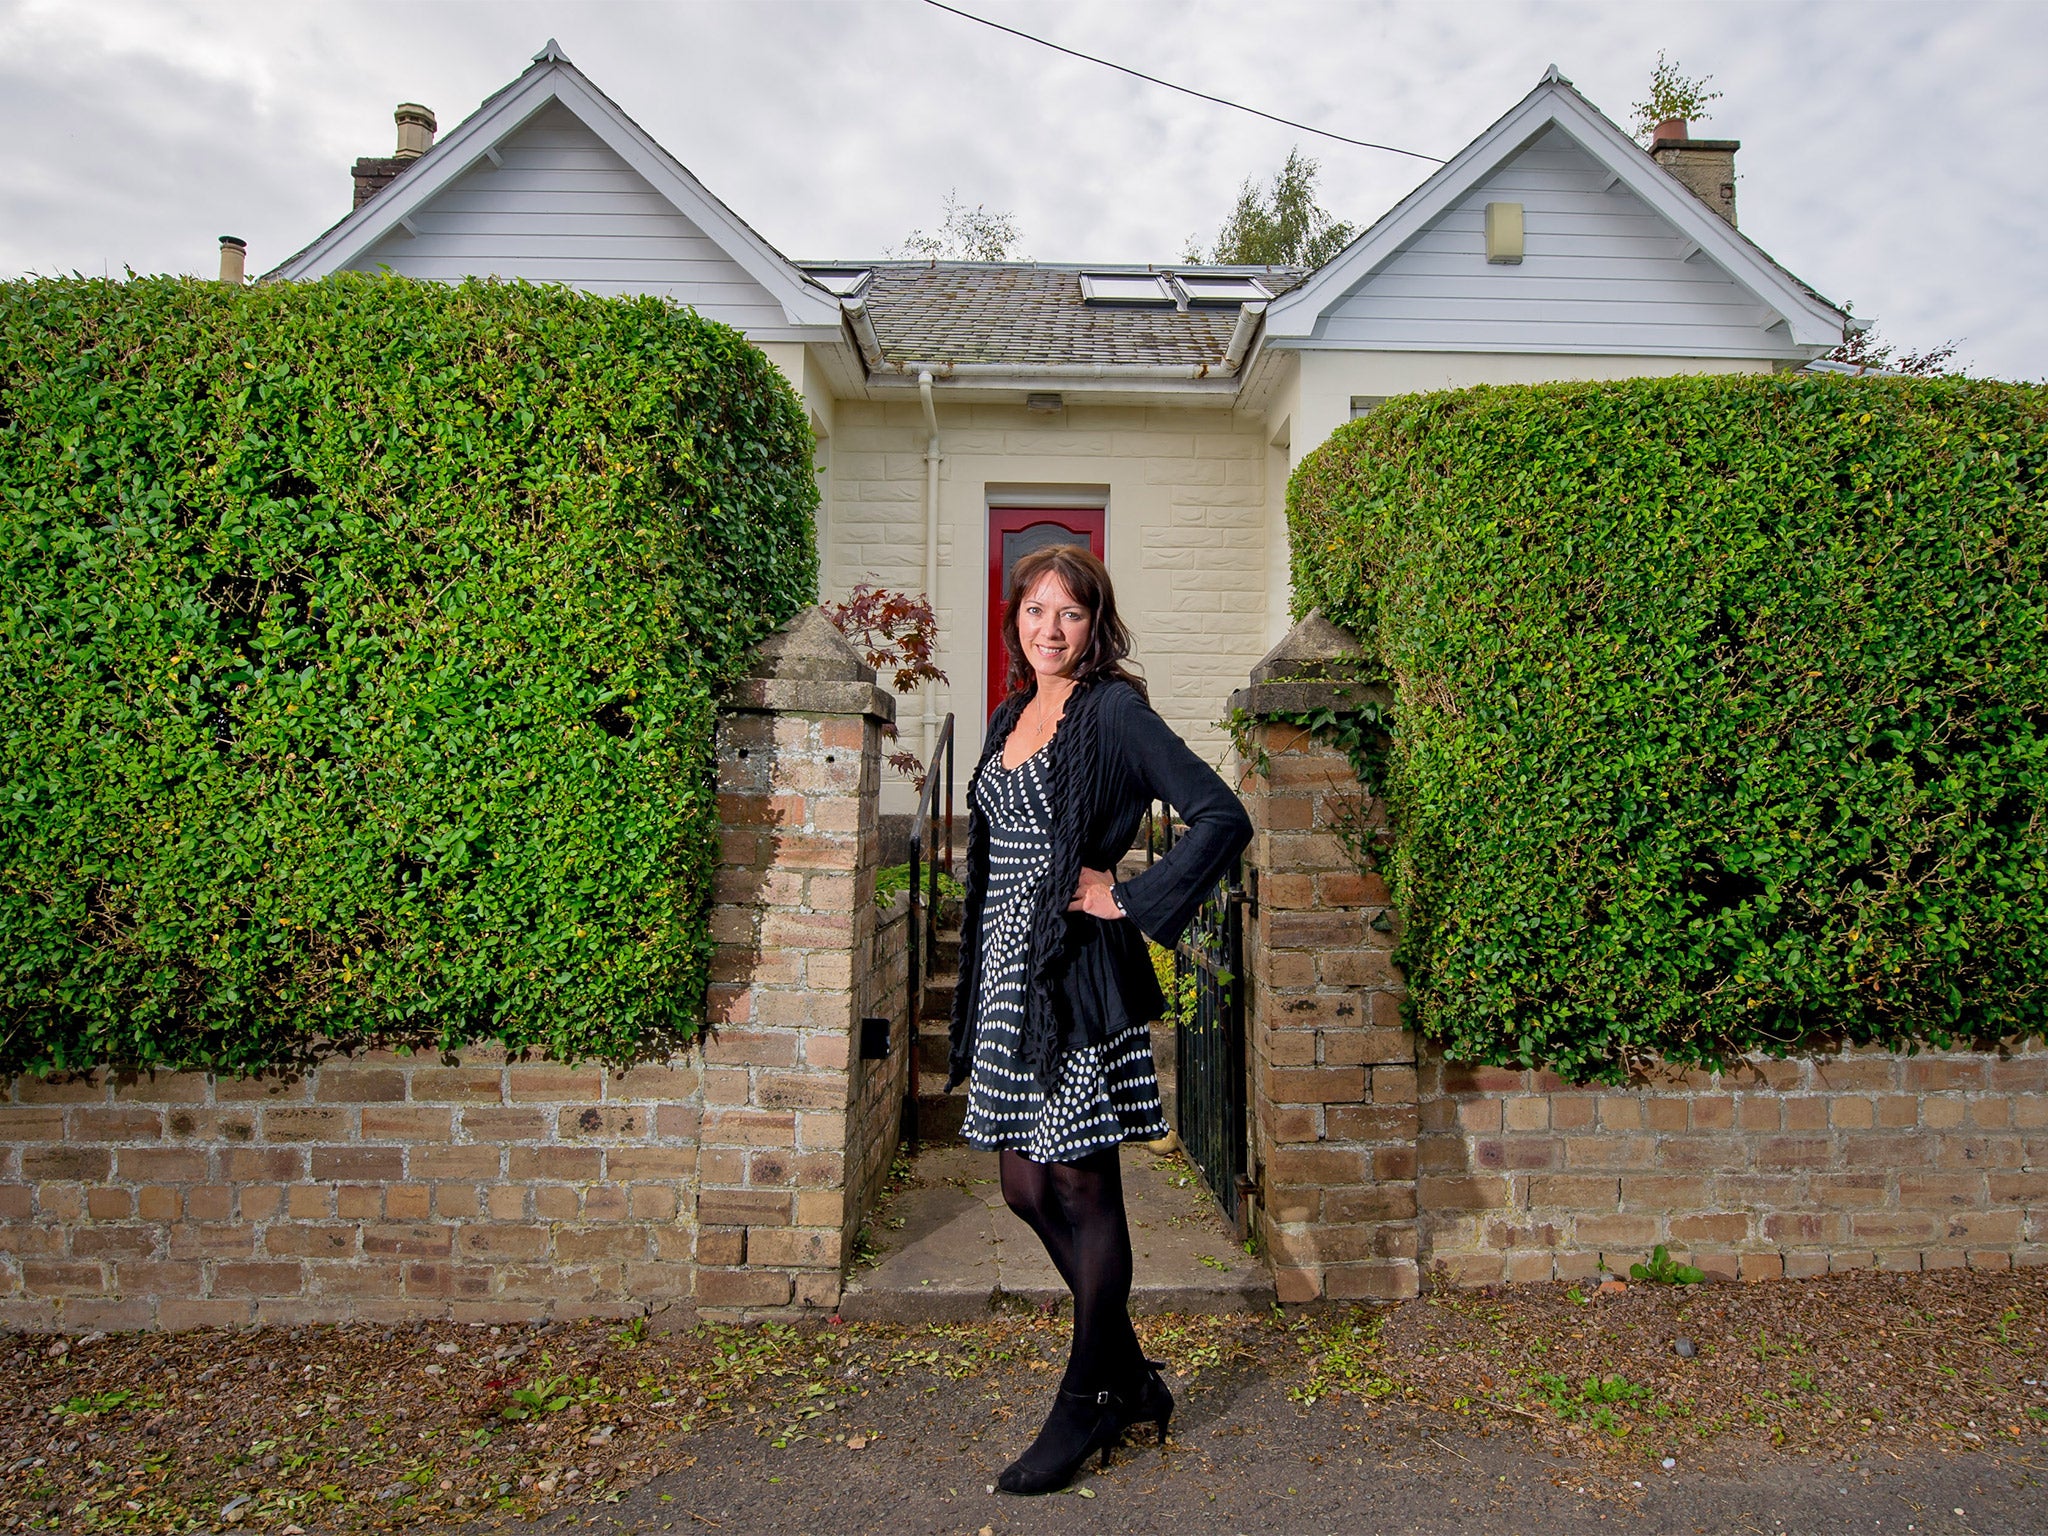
left=809, top=268, right=872, bottom=297
left=1079, top=273, right=1173, bottom=305
left=1173, top=274, right=1273, bottom=304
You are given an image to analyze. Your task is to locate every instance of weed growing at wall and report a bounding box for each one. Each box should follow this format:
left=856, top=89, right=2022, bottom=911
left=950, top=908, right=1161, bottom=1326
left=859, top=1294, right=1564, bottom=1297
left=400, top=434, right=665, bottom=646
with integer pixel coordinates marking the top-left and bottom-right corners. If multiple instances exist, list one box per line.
left=1290, top=373, right=2048, bottom=1078
left=0, top=274, right=818, bottom=1073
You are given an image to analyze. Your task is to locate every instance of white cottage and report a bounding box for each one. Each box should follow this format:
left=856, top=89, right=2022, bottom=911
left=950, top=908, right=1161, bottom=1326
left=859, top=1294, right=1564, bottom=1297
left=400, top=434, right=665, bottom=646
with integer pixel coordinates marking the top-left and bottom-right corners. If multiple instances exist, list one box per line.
left=273, top=42, right=1850, bottom=783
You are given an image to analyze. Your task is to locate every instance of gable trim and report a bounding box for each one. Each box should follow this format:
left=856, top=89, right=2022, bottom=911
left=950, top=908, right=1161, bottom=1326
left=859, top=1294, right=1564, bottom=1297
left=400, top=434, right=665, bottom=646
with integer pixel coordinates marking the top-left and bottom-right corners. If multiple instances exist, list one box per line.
left=271, top=47, right=843, bottom=336
left=1263, top=73, right=1846, bottom=354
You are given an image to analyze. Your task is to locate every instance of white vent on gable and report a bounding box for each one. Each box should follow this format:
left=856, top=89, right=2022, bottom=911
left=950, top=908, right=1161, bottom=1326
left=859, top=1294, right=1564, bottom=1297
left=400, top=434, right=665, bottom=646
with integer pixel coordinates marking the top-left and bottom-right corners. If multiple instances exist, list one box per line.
left=1080, top=273, right=1173, bottom=305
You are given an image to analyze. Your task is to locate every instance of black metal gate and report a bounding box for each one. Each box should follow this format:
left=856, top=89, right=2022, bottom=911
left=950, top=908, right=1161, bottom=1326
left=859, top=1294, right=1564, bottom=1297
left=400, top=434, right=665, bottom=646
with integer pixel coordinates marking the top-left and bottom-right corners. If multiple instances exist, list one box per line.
left=1172, top=853, right=1252, bottom=1232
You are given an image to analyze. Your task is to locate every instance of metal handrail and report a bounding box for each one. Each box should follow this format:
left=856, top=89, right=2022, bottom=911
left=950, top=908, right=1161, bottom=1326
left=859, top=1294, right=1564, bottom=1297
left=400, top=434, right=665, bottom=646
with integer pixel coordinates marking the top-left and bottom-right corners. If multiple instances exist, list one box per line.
left=1144, top=799, right=1179, bottom=865
left=902, top=712, right=955, bottom=1150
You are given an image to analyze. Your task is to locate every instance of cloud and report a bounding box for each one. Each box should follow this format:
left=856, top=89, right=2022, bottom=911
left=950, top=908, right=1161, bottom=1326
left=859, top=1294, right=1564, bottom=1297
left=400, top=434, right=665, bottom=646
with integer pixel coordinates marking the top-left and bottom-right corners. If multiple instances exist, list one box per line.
left=3, top=0, right=2040, bottom=377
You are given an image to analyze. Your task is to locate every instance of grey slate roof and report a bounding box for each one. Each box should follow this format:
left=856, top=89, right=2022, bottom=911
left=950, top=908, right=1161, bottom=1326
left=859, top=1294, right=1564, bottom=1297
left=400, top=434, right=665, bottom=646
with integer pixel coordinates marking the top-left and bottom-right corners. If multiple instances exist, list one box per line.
left=808, top=262, right=1308, bottom=368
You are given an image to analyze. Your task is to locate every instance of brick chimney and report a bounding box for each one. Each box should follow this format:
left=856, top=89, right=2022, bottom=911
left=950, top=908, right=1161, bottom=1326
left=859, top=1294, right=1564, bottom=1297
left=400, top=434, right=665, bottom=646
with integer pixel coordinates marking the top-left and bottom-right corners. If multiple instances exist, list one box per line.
left=351, top=103, right=437, bottom=210
left=1649, top=118, right=1739, bottom=228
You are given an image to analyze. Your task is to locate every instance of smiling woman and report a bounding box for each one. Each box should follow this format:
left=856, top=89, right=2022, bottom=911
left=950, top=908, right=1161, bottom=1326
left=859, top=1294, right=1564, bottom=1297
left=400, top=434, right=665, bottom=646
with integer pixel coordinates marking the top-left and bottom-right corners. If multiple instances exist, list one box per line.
left=946, top=542, right=1251, bottom=1495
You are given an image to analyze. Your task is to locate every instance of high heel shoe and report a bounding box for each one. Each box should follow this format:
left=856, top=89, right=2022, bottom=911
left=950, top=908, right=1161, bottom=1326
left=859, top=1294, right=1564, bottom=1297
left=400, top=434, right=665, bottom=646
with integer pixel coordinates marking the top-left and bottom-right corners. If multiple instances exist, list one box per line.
left=995, top=1383, right=1128, bottom=1495
left=1123, top=1355, right=1174, bottom=1443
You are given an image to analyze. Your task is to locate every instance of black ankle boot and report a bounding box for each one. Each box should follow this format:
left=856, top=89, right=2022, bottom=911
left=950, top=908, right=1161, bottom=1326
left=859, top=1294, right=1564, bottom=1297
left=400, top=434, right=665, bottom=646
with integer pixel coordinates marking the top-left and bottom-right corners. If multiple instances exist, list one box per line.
left=1122, top=1356, right=1174, bottom=1443
left=995, top=1383, right=1127, bottom=1495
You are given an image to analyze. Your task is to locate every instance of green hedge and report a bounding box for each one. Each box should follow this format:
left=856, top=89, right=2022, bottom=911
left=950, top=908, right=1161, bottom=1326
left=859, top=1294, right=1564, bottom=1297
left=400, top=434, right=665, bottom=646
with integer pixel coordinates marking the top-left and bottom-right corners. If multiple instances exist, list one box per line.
left=1290, top=374, right=2048, bottom=1078
left=0, top=274, right=818, bottom=1074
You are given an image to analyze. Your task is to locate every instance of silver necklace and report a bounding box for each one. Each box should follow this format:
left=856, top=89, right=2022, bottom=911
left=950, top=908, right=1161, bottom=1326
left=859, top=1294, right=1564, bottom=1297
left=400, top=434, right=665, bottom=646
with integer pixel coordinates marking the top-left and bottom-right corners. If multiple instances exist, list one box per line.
left=1026, top=689, right=1065, bottom=738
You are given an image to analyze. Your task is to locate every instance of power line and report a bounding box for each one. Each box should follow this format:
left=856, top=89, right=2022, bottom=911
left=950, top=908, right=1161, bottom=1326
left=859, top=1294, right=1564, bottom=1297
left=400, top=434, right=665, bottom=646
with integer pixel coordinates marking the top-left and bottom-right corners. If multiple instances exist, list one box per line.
left=920, top=0, right=1447, bottom=165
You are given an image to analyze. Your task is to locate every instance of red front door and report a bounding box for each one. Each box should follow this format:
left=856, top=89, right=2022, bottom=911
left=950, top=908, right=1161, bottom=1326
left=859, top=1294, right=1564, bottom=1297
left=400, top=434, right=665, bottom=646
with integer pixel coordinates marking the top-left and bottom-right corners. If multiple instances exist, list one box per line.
left=987, top=506, right=1106, bottom=719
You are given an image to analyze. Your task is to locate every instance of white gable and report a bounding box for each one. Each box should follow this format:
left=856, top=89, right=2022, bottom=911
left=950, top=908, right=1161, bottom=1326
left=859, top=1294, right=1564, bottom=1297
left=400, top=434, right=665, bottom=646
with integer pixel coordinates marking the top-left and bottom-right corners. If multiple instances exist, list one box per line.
left=1265, top=72, right=1846, bottom=361
left=347, top=103, right=793, bottom=334
left=1313, top=125, right=1805, bottom=359
left=271, top=44, right=843, bottom=342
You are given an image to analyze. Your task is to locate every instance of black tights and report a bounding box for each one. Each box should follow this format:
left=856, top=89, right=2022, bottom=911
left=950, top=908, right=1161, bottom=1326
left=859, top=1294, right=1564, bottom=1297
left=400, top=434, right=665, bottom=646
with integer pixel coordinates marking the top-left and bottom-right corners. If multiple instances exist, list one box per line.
left=999, top=1146, right=1142, bottom=1393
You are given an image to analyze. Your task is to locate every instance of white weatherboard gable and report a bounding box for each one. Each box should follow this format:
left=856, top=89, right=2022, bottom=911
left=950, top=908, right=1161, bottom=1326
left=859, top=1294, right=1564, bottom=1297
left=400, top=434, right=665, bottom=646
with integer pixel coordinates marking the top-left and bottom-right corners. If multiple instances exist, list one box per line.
left=271, top=46, right=842, bottom=341
left=1265, top=73, right=1846, bottom=358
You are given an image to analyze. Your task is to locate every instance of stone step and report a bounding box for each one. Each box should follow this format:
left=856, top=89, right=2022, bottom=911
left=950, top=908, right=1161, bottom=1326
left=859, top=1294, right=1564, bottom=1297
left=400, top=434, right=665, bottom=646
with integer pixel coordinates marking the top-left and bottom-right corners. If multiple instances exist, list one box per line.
left=911, top=1084, right=968, bottom=1141
left=915, top=1027, right=951, bottom=1078
left=840, top=1140, right=1274, bottom=1324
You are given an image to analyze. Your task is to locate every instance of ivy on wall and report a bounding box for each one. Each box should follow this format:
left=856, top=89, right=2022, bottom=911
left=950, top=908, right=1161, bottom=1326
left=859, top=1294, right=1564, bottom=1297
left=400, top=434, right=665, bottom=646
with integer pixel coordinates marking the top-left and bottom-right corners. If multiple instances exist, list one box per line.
left=0, top=274, right=818, bottom=1074
left=1289, top=373, right=2048, bottom=1079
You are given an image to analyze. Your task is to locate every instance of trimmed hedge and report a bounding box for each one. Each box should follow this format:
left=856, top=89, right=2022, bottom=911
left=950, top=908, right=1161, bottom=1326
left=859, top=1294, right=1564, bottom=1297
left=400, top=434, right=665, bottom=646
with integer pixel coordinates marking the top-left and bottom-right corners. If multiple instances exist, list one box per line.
left=1290, top=374, right=2048, bottom=1078
left=0, top=274, right=818, bottom=1074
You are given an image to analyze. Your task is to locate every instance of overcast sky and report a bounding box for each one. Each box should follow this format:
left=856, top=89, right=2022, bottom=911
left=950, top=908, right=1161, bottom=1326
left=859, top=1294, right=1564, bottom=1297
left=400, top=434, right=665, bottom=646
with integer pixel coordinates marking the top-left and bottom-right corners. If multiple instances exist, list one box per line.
left=3, top=0, right=2041, bottom=380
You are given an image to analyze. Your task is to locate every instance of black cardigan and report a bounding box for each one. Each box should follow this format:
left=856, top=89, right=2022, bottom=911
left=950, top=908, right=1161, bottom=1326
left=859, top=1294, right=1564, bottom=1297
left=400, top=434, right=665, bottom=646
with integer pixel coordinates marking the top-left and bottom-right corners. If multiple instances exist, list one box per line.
left=946, top=677, right=1253, bottom=1093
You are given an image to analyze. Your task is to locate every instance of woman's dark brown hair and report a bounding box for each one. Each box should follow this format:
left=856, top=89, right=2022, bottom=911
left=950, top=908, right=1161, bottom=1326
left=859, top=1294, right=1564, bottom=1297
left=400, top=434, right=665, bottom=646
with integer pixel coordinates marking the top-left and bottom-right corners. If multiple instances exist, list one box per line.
left=1001, top=544, right=1147, bottom=702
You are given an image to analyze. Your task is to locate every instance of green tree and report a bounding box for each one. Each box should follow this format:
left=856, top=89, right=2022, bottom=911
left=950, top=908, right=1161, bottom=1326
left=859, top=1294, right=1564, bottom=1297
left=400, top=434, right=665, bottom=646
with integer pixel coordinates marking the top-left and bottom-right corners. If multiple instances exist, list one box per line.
left=1630, top=52, right=1723, bottom=142
left=1824, top=309, right=1961, bottom=376
left=895, top=191, right=1022, bottom=262
left=1190, top=147, right=1356, bottom=269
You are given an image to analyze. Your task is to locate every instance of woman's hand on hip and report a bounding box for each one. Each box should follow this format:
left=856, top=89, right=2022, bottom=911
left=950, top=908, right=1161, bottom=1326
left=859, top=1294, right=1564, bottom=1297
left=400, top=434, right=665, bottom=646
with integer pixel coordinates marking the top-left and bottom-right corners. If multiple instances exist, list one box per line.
left=1068, top=866, right=1124, bottom=920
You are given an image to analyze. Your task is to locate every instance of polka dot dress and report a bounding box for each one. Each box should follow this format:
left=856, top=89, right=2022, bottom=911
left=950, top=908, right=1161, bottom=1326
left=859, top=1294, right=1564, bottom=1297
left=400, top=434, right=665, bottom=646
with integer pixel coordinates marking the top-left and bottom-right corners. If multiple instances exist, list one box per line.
left=960, top=744, right=1169, bottom=1163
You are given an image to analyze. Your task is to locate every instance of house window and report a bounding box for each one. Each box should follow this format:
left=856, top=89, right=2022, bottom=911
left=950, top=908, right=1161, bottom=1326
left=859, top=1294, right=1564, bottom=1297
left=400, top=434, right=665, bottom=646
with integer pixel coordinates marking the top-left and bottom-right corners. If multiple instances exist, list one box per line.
left=1079, top=273, right=1173, bottom=305
left=808, top=268, right=871, bottom=297
left=1171, top=274, right=1273, bottom=304
left=1350, top=396, right=1388, bottom=419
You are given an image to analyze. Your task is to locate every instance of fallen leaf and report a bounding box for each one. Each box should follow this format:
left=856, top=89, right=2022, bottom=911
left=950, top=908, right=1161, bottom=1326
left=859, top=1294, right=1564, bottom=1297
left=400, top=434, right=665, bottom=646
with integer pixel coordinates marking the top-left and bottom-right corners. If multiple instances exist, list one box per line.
left=845, top=1435, right=867, bottom=1450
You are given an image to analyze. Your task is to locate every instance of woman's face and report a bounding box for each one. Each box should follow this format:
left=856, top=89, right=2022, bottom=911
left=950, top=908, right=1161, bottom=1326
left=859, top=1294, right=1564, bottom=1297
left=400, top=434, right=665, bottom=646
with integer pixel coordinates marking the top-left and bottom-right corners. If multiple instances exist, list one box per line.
left=1016, top=571, right=1093, bottom=685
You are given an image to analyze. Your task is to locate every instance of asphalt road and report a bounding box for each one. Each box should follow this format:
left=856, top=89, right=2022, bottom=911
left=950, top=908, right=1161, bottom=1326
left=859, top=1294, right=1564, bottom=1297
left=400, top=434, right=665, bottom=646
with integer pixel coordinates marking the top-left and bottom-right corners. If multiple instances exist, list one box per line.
left=483, top=1364, right=2044, bottom=1536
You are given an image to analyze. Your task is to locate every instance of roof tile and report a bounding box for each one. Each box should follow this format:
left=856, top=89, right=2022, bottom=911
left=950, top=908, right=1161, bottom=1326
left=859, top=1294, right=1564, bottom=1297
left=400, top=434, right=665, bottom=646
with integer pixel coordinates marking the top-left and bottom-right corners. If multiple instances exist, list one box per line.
left=812, top=262, right=1308, bottom=368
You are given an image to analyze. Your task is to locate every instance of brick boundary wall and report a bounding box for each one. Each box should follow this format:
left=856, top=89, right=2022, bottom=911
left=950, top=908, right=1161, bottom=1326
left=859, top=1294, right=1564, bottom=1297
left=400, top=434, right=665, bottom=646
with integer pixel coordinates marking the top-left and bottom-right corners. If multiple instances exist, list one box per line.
left=0, top=609, right=907, bottom=1331
left=1420, top=1047, right=2048, bottom=1286
left=0, top=1052, right=707, bottom=1334
left=847, top=895, right=911, bottom=1235
left=1232, top=613, right=2048, bottom=1300
left=1232, top=617, right=1418, bottom=1304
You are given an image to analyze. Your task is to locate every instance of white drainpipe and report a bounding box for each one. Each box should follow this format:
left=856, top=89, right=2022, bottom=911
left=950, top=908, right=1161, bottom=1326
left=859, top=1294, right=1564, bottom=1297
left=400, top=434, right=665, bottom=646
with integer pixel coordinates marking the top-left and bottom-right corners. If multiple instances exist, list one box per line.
left=918, top=369, right=941, bottom=764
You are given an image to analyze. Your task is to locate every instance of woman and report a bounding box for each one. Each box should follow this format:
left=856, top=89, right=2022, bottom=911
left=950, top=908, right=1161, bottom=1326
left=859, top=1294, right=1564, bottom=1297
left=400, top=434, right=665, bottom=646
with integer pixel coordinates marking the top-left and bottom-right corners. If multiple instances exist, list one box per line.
left=948, top=544, right=1252, bottom=1495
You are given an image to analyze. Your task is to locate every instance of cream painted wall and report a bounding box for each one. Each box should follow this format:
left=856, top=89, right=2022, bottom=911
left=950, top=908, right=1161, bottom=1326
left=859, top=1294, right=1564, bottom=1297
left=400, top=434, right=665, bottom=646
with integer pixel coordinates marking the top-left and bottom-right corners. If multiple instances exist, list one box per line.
left=1259, top=352, right=1302, bottom=646
left=754, top=343, right=835, bottom=439
left=824, top=398, right=1273, bottom=786
left=757, top=343, right=841, bottom=595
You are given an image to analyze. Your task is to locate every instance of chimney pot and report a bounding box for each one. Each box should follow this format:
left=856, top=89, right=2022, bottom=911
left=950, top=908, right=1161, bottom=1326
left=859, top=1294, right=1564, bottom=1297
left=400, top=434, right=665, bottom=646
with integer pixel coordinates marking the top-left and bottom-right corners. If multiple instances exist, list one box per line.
left=393, top=103, right=437, bottom=160
left=218, top=235, right=247, bottom=287
left=1652, top=116, right=1688, bottom=145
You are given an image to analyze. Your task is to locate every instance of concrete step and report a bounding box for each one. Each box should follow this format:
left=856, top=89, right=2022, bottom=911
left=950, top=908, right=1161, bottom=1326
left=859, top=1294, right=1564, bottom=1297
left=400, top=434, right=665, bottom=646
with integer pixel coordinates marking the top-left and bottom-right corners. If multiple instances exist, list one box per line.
left=911, top=1084, right=967, bottom=1141
left=840, top=1140, right=1274, bottom=1323
left=916, top=1029, right=952, bottom=1079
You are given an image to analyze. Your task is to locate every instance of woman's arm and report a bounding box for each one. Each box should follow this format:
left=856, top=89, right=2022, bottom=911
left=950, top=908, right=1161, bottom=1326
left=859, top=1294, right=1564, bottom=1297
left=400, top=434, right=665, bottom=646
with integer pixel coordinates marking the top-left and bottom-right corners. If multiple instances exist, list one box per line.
left=1103, top=691, right=1252, bottom=948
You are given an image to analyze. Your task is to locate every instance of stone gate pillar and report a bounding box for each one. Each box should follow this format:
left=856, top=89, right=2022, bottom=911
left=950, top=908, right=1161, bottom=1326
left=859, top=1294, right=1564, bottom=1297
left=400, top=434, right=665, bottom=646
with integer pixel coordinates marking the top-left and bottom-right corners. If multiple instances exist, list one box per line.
left=701, top=608, right=894, bottom=1318
left=1231, top=613, right=1418, bottom=1303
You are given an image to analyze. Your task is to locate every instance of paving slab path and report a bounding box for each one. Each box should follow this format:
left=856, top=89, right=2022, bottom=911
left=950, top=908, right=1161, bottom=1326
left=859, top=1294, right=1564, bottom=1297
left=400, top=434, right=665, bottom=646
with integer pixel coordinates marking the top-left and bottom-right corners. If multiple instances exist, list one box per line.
left=838, top=1139, right=1274, bottom=1323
